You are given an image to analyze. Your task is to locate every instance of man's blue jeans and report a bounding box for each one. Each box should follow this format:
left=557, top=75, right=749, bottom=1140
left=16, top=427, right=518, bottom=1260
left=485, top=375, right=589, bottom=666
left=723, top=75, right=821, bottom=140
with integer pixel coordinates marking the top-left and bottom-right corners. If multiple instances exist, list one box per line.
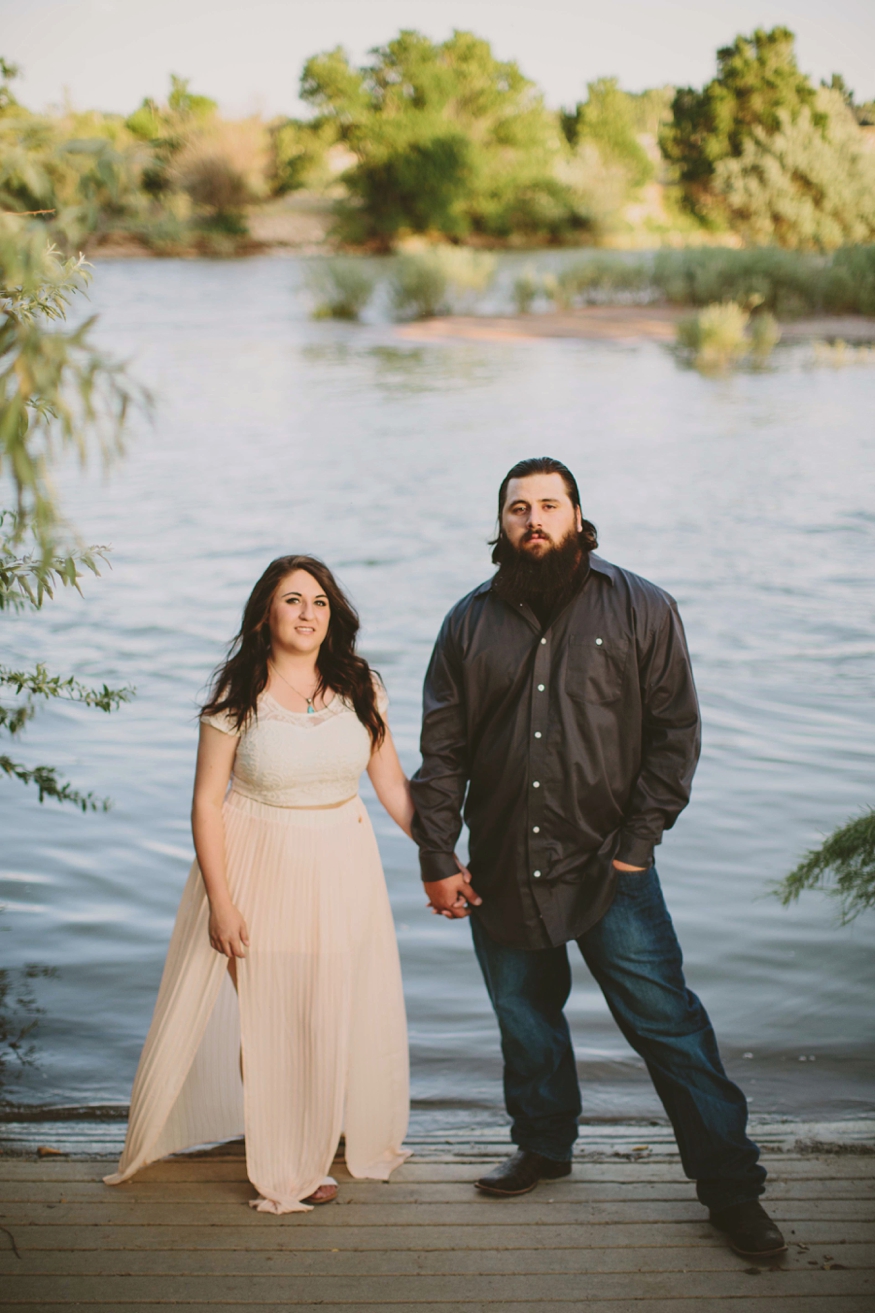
left=470, top=865, right=766, bottom=1212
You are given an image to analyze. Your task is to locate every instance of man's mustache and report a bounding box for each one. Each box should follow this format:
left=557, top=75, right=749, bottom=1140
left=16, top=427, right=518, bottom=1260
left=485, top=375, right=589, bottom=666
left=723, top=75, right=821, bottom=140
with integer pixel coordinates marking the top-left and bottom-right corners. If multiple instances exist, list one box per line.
left=522, top=529, right=553, bottom=544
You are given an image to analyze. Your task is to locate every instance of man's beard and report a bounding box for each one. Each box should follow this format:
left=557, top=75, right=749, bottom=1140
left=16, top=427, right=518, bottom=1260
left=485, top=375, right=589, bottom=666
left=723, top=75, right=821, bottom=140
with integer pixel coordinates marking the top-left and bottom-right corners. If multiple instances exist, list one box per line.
left=492, top=529, right=584, bottom=604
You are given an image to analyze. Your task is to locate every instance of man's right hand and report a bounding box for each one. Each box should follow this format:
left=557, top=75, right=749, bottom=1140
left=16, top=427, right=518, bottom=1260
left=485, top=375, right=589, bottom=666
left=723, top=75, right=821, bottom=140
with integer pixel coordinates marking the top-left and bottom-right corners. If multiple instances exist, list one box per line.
left=424, top=867, right=482, bottom=919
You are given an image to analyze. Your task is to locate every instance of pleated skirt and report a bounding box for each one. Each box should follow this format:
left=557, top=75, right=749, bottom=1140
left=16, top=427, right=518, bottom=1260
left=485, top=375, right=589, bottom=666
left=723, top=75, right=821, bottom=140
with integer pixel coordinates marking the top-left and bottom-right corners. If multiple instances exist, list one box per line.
left=105, top=791, right=411, bottom=1212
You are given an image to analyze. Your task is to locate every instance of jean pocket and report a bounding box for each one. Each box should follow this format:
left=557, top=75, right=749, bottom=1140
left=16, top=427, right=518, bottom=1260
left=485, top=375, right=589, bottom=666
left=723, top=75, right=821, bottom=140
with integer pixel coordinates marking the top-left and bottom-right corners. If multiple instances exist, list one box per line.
left=615, top=864, right=656, bottom=894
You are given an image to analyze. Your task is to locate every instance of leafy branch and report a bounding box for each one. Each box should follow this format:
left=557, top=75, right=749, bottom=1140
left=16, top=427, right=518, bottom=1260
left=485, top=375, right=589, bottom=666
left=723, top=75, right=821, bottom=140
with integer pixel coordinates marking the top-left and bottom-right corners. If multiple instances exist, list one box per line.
left=0, top=663, right=133, bottom=713
left=0, top=216, right=146, bottom=810
left=0, top=219, right=152, bottom=565
left=0, top=511, right=110, bottom=611
left=0, top=755, right=110, bottom=810
left=775, top=808, right=875, bottom=923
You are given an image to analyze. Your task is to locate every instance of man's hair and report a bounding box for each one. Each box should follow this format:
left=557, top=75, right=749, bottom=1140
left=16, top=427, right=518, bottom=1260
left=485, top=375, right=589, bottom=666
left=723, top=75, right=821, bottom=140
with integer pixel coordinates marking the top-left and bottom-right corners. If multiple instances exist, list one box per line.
left=492, top=457, right=598, bottom=563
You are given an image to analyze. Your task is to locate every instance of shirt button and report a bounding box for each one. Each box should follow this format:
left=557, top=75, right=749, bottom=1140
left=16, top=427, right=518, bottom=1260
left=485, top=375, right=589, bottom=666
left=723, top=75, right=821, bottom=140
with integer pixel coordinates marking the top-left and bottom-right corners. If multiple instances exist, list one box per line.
left=540, top=637, right=547, bottom=645
left=533, top=870, right=541, bottom=879
left=532, top=825, right=540, bottom=833
left=537, top=683, right=545, bottom=691
left=532, top=780, right=540, bottom=788
left=595, top=637, right=603, bottom=645
left=534, top=731, right=542, bottom=738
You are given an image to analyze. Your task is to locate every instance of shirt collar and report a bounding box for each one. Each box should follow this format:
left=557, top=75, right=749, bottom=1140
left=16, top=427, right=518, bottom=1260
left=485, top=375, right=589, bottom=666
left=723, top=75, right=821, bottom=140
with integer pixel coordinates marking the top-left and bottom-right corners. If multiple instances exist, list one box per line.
left=587, top=553, right=616, bottom=586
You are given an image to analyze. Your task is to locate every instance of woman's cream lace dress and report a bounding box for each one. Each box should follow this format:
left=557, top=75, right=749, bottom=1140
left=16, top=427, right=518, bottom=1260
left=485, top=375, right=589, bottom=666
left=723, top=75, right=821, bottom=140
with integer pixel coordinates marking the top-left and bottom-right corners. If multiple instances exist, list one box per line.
left=105, top=688, right=410, bottom=1212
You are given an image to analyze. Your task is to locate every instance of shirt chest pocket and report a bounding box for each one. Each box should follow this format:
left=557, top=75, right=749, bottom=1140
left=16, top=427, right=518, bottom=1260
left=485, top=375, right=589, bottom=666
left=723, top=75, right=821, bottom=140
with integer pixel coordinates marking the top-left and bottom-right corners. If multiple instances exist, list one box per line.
left=565, top=633, right=631, bottom=704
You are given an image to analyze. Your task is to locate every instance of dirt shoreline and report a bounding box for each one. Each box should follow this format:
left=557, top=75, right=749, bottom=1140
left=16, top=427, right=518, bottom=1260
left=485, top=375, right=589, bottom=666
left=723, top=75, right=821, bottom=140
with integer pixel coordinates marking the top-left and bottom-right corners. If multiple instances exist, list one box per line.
left=396, top=304, right=875, bottom=344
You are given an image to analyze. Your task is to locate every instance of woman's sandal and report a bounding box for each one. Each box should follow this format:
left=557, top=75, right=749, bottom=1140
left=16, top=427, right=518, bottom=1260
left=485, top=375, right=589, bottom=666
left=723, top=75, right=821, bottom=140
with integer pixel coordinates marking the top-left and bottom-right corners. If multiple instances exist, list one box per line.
left=303, top=1182, right=338, bottom=1205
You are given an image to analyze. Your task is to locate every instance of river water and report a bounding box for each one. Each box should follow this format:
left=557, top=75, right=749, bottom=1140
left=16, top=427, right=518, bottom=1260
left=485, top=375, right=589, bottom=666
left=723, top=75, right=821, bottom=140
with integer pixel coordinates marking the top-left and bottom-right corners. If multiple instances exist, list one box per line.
left=2, top=255, right=874, bottom=1148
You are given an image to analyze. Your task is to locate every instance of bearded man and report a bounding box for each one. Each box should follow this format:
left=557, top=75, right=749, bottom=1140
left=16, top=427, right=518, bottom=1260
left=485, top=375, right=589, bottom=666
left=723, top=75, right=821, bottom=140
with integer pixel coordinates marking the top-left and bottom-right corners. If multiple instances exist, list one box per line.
left=410, top=456, right=785, bottom=1259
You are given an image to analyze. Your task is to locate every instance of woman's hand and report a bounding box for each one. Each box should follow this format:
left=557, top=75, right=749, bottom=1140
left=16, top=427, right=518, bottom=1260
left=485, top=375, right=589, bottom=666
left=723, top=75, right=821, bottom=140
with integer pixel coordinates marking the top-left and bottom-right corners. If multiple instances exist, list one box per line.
left=208, top=901, right=250, bottom=958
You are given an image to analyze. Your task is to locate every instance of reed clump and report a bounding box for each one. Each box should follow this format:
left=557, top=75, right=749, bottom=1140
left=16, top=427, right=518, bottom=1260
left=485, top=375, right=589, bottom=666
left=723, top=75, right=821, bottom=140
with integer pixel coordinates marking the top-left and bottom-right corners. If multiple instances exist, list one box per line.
left=546, top=255, right=652, bottom=310
left=308, top=258, right=375, bottom=320
left=653, top=245, right=875, bottom=318
left=676, top=300, right=782, bottom=370
left=390, top=247, right=496, bottom=319
left=811, top=339, right=875, bottom=366
left=512, top=265, right=541, bottom=314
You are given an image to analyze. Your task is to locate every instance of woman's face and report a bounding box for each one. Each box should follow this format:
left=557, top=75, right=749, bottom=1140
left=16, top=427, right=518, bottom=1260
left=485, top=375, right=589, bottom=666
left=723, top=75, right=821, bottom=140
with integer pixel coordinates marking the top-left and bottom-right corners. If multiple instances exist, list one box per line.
left=268, top=570, right=331, bottom=658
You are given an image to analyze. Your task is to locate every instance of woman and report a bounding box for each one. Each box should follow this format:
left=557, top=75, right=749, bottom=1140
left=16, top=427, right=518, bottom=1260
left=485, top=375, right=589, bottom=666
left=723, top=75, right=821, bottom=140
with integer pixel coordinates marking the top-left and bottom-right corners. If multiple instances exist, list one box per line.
left=105, top=555, right=420, bottom=1212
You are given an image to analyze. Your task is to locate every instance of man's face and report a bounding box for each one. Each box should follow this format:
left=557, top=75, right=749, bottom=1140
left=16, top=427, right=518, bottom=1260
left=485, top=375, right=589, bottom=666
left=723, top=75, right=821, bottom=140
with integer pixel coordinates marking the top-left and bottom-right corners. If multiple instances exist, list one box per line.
left=501, top=473, right=583, bottom=557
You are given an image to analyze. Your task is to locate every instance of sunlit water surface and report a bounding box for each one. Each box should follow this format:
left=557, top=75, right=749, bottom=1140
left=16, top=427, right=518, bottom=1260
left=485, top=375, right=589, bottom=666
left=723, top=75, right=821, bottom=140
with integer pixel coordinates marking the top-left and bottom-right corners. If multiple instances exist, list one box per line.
left=2, top=257, right=874, bottom=1146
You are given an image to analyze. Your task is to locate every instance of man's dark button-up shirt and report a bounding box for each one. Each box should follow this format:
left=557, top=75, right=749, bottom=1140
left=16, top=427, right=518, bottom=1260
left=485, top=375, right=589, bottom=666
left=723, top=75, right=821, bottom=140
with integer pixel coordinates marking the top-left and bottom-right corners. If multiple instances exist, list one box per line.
left=410, top=554, right=701, bottom=949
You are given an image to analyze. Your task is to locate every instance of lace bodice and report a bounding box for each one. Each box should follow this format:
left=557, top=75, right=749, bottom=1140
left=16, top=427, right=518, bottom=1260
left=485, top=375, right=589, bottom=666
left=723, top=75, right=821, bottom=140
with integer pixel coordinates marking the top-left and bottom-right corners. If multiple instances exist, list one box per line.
left=202, top=685, right=387, bottom=808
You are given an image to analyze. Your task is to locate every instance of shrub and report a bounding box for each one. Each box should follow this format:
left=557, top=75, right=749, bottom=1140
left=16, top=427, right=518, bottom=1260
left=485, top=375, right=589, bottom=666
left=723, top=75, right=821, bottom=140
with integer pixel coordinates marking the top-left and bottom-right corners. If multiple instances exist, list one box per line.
left=653, top=247, right=828, bottom=317
left=546, top=255, right=651, bottom=309
left=390, top=247, right=496, bottom=319
left=512, top=265, right=541, bottom=313
left=676, top=301, right=753, bottom=369
left=180, top=154, right=251, bottom=217
left=823, top=245, right=875, bottom=315
left=342, top=135, right=473, bottom=244
left=308, top=258, right=375, bottom=320
left=712, top=89, right=875, bottom=250
left=391, top=252, right=450, bottom=319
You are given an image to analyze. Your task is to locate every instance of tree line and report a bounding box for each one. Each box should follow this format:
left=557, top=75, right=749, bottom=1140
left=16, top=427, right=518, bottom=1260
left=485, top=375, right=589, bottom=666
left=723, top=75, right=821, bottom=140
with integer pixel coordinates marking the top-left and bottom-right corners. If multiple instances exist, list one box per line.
left=1, top=26, right=874, bottom=253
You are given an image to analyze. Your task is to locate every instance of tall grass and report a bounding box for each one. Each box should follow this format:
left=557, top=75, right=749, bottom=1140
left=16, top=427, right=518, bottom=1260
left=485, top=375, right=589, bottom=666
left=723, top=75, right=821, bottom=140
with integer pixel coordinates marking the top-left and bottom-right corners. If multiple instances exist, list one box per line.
left=549, top=255, right=652, bottom=309
left=308, top=258, right=375, bottom=320
left=390, top=247, right=496, bottom=319
left=653, top=245, right=875, bottom=317
left=512, top=265, right=541, bottom=313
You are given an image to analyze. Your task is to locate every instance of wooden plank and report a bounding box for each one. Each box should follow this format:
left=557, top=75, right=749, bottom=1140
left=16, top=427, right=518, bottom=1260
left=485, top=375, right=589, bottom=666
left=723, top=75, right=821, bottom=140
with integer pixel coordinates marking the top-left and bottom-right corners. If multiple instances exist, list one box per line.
left=4, top=1199, right=872, bottom=1226
left=3, top=1301, right=875, bottom=1313
left=1, top=1242, right=871, bottom=1276
left=3, top=1267, right=873, bottom=1302
left=2, top=1155, right=872, bottom=1183
left=6, top=1302, right=872, bottom=1313
left=3, top=1179, right=872, bottom=1205
left=6, top=1219, right=871, bottom=1251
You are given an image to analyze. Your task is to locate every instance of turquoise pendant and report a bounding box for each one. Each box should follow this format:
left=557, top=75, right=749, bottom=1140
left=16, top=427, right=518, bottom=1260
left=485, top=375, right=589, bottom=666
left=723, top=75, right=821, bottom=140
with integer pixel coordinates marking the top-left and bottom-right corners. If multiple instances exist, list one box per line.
left=307, top=701, right=315, bottom=715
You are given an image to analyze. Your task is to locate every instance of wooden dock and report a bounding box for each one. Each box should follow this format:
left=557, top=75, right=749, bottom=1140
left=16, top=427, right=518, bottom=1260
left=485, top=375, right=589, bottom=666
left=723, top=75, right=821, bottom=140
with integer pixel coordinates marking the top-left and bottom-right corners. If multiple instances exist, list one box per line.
left=1, top=1144, right=873, bottom=1310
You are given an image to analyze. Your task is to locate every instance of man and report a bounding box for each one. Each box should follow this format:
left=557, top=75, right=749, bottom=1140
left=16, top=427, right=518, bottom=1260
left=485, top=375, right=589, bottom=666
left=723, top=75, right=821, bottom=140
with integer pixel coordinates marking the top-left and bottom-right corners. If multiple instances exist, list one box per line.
left=410, top=457, right=785, bottom=1259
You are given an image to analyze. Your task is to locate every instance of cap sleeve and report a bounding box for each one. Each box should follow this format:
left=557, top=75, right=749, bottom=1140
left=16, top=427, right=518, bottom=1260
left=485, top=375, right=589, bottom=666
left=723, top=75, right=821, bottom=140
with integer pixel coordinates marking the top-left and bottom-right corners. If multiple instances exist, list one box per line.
left=200, top=709, right=242, bottom=737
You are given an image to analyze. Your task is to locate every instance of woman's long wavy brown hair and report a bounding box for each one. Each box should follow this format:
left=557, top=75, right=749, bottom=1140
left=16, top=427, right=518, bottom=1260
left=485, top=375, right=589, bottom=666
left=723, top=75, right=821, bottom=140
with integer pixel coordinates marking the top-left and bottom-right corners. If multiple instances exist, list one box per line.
left=201, top=555, right=386, bottom=747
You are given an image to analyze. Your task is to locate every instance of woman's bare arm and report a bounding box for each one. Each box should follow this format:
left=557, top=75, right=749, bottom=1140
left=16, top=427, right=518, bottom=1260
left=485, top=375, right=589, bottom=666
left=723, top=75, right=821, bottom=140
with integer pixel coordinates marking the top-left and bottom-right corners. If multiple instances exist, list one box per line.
left=367, top=726, right=415, bottom=837
left=191, top=723, right=249, bottom=959
left=366, top=727, right=473, bottom=915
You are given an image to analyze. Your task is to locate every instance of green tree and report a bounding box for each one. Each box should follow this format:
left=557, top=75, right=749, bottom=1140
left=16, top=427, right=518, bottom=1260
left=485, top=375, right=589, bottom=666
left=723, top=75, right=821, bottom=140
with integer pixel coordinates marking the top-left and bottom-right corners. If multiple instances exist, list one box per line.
left=1, top=217, right=143, bottom=808
left=561, top=78, right=653, bottom=189
left=300, top=29, right=582, bottom=245
left=661, top=26, right=826, bottom=221
left=712, top=87, right=875, bottom=249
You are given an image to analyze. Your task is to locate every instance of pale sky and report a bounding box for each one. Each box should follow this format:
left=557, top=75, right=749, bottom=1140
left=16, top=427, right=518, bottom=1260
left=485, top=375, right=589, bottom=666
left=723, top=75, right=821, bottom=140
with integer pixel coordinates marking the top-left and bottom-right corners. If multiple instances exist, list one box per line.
left=4, top=0, right=874, bottom=119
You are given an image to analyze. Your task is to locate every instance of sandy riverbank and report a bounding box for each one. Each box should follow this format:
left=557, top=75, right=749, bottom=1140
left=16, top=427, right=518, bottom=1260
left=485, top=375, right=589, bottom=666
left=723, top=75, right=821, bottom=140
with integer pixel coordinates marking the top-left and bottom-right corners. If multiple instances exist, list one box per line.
left=396, top=304, right=875, bottom=344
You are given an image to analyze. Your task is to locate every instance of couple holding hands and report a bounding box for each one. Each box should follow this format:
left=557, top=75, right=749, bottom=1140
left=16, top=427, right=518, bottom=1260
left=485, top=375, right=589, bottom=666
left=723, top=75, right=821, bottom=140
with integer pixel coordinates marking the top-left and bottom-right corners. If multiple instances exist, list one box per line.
left=106, top=457, right=784, bottom=1260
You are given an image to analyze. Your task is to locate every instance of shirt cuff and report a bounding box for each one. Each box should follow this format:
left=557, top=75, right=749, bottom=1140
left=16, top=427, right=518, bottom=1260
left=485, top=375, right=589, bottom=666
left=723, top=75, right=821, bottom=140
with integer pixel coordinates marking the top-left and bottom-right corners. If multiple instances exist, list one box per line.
left=419, top=851, right=460, bottom=883
left=615, top=833, right=656, bottom=869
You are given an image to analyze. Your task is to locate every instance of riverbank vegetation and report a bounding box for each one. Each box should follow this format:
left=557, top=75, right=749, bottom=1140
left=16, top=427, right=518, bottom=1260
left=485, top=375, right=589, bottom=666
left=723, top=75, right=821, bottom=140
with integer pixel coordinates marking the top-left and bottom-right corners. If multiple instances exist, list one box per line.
left=307, top=244, right=875, bottom=322
left=1, top=25, right=873, bottom=258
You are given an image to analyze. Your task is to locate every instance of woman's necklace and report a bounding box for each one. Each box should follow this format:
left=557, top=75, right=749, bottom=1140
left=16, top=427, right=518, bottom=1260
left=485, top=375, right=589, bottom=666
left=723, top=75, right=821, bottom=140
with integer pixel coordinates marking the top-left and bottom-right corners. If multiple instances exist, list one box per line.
left=269, top=661, right=320, bottom=714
